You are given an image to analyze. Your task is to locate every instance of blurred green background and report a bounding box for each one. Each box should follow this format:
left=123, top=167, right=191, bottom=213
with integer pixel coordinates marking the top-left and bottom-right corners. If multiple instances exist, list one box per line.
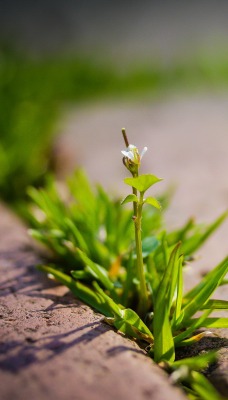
left=1, top=1, right=228, bottom=204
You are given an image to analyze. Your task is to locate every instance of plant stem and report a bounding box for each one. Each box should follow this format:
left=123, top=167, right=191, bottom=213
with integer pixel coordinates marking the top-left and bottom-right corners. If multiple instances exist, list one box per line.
left=134, top=190, right=149, bottom=317
left=122, top=127, right=129, bottom=147
left=121, top=128, right=148, bottom=316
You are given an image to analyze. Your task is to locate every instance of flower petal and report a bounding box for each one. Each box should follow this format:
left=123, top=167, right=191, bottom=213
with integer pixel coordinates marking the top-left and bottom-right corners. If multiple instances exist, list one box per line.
left=121, top=150, right=135, bottom=161
left=140, top=147, right=148, bottom=159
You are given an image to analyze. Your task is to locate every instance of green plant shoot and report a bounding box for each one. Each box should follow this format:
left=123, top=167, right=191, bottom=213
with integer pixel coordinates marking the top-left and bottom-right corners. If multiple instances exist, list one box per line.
left=121, top=128, right=162, bottom=316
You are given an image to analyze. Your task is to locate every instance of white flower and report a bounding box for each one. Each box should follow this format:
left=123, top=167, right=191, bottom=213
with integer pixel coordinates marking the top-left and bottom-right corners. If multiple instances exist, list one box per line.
left=121, top=144, right=147, bottom=166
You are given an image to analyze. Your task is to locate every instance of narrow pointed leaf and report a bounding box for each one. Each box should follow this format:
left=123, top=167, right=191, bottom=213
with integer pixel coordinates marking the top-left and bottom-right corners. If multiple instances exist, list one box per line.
left=93, top=281, right=122, bottom=317
left=76, top=248, right=114, bottom=291
left=184, top=256, right=228, bottom=302
left=37, top=265, right=112, bottom=316
left=201, top=299, right=228, bottom=310
left=176, top=257, right=228, bottom=328
left=176, top=331, right=212, bottom=347
left=156, top=242, right=181, bottom=311
left=174, top=309, right=211, bottom=344
left=94, top=283, right=153, bottom=342
left=153, top=243, right=181, bottom=362
left=115, top=308, right=154, bottom=341
left=188, top=317, right=228, bottom=329
left=64, top=217, right=89, bottom=253
left=171, top=351, right=217, bottom=371
left=191, top=371, right=223, bottom=400
left=153, top=311, right=175, bottom=362
left=182, top=211, right=228, bottom=256
left=171, top=255, right=184, bottom=326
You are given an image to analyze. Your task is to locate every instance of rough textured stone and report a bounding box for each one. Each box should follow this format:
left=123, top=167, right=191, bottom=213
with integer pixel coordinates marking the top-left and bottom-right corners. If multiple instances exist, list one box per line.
left=0, top=204, right=186, bottom=400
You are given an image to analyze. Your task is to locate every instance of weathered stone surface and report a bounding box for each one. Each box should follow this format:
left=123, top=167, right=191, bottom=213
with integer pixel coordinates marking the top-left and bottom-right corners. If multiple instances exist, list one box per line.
left=0, top=204, right=186, bottom=400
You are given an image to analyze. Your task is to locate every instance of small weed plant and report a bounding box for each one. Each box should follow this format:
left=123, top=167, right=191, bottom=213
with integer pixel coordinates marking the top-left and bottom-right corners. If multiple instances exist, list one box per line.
left=27, top=130, right=228, bottom=399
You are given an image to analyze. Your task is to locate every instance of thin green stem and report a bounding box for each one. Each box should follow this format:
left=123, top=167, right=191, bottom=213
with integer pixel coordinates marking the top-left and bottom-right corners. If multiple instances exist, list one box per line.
left=134, top=190, right=149, bottom=317
left=121, top=128, right=148, bottom=316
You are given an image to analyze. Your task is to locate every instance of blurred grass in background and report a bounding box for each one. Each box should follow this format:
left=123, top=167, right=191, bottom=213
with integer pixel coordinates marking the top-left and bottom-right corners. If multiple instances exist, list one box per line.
left=1, top=43, right=228, bottom=204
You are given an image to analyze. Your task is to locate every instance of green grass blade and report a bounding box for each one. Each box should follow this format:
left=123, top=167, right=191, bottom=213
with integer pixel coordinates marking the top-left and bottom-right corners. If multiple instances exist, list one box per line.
left=171, top=255, right=184, bottom=326
left=121, top=253, right=136, bottom=307
left=176, top=257, right=228, bottom=328
left=191, top=371, right=225, bottom=400
left=158, top=242, right=181, bottom=311
left=114, top=308, right=154, bottom=342
left=153, top=242, right=181, bottom=362
left=37, top=265, right=112, bottom=316
left=182, top=211, right=228, bottom=256
left=93, top=282, right=153, bottom=342
left=153, top=311, right=175, bottom=362
left=171, top=350, right=217, bottom=371
left=93, top=281, right=122, bottom=316
left=76, top=248, right=115, bottom=291
left=184, top=257, right=228, bottom=302
left=167, top=218, right=195, bottom=246
left=147, top=256, right=160, bottom=300
left=174, top=309, right=212, bottom=345
left=64, top=217, right=89, bottom=253
left=187, top=317, right=228, bottom=329
left=200, top=299, right=228, bottom=310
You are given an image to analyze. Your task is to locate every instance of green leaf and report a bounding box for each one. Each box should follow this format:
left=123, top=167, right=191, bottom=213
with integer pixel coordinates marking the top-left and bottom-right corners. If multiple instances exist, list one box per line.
left=76, top=248, right=115, bottom=292
left=191, top=371, right=224, bottom=400
left=157, top=242, right=181, bottom=312
left=124, top=174, right=162, bottom=193
left=182, top=211, right=228, bottom=256
left=153, top=242, right=181, bottom=362
left=94, top=283, right=154, bottom=342
left=144, top=197, right=161, bottom=210
left=201, top=299, right=228, bottom=310
left=188, top=317, right=228, bottom=329
left=174, top=309, right=212, bottom=344
left=171, top=255, right=184, bottom=326
left=138, top=236, right=160, bottom=258
left=64, top=218, right=89, bottom=253
left=184, top=257, right=228, bottom=302
left=93, top=281, right=122, bottom=317
left=147, top=256, right=160, bottom=299
left=114, top=308, right=154, bottom=342
left=176, top=256, right=228, bottom=329
left=171, top=350, right=217, bottom=371
left=154, top=311, right=175, bottom=362
left=71, top=270, right=92, bottom=280
left=37, top=265, right=112, bottom=317
left=121, top=194, right=138, bottom=205
left=176, top=331, right=212, bottom=347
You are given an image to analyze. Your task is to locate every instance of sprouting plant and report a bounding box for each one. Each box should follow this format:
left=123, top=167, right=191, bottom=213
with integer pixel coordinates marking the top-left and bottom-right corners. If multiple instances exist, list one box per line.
left=26, top=130, right=228, bottom=400
left=121, top=128, right=162, bottom=316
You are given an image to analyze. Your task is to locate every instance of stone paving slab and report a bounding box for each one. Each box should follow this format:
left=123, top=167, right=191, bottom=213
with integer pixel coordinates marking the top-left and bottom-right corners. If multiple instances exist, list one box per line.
left=0, top=204, right=187, bottom=400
